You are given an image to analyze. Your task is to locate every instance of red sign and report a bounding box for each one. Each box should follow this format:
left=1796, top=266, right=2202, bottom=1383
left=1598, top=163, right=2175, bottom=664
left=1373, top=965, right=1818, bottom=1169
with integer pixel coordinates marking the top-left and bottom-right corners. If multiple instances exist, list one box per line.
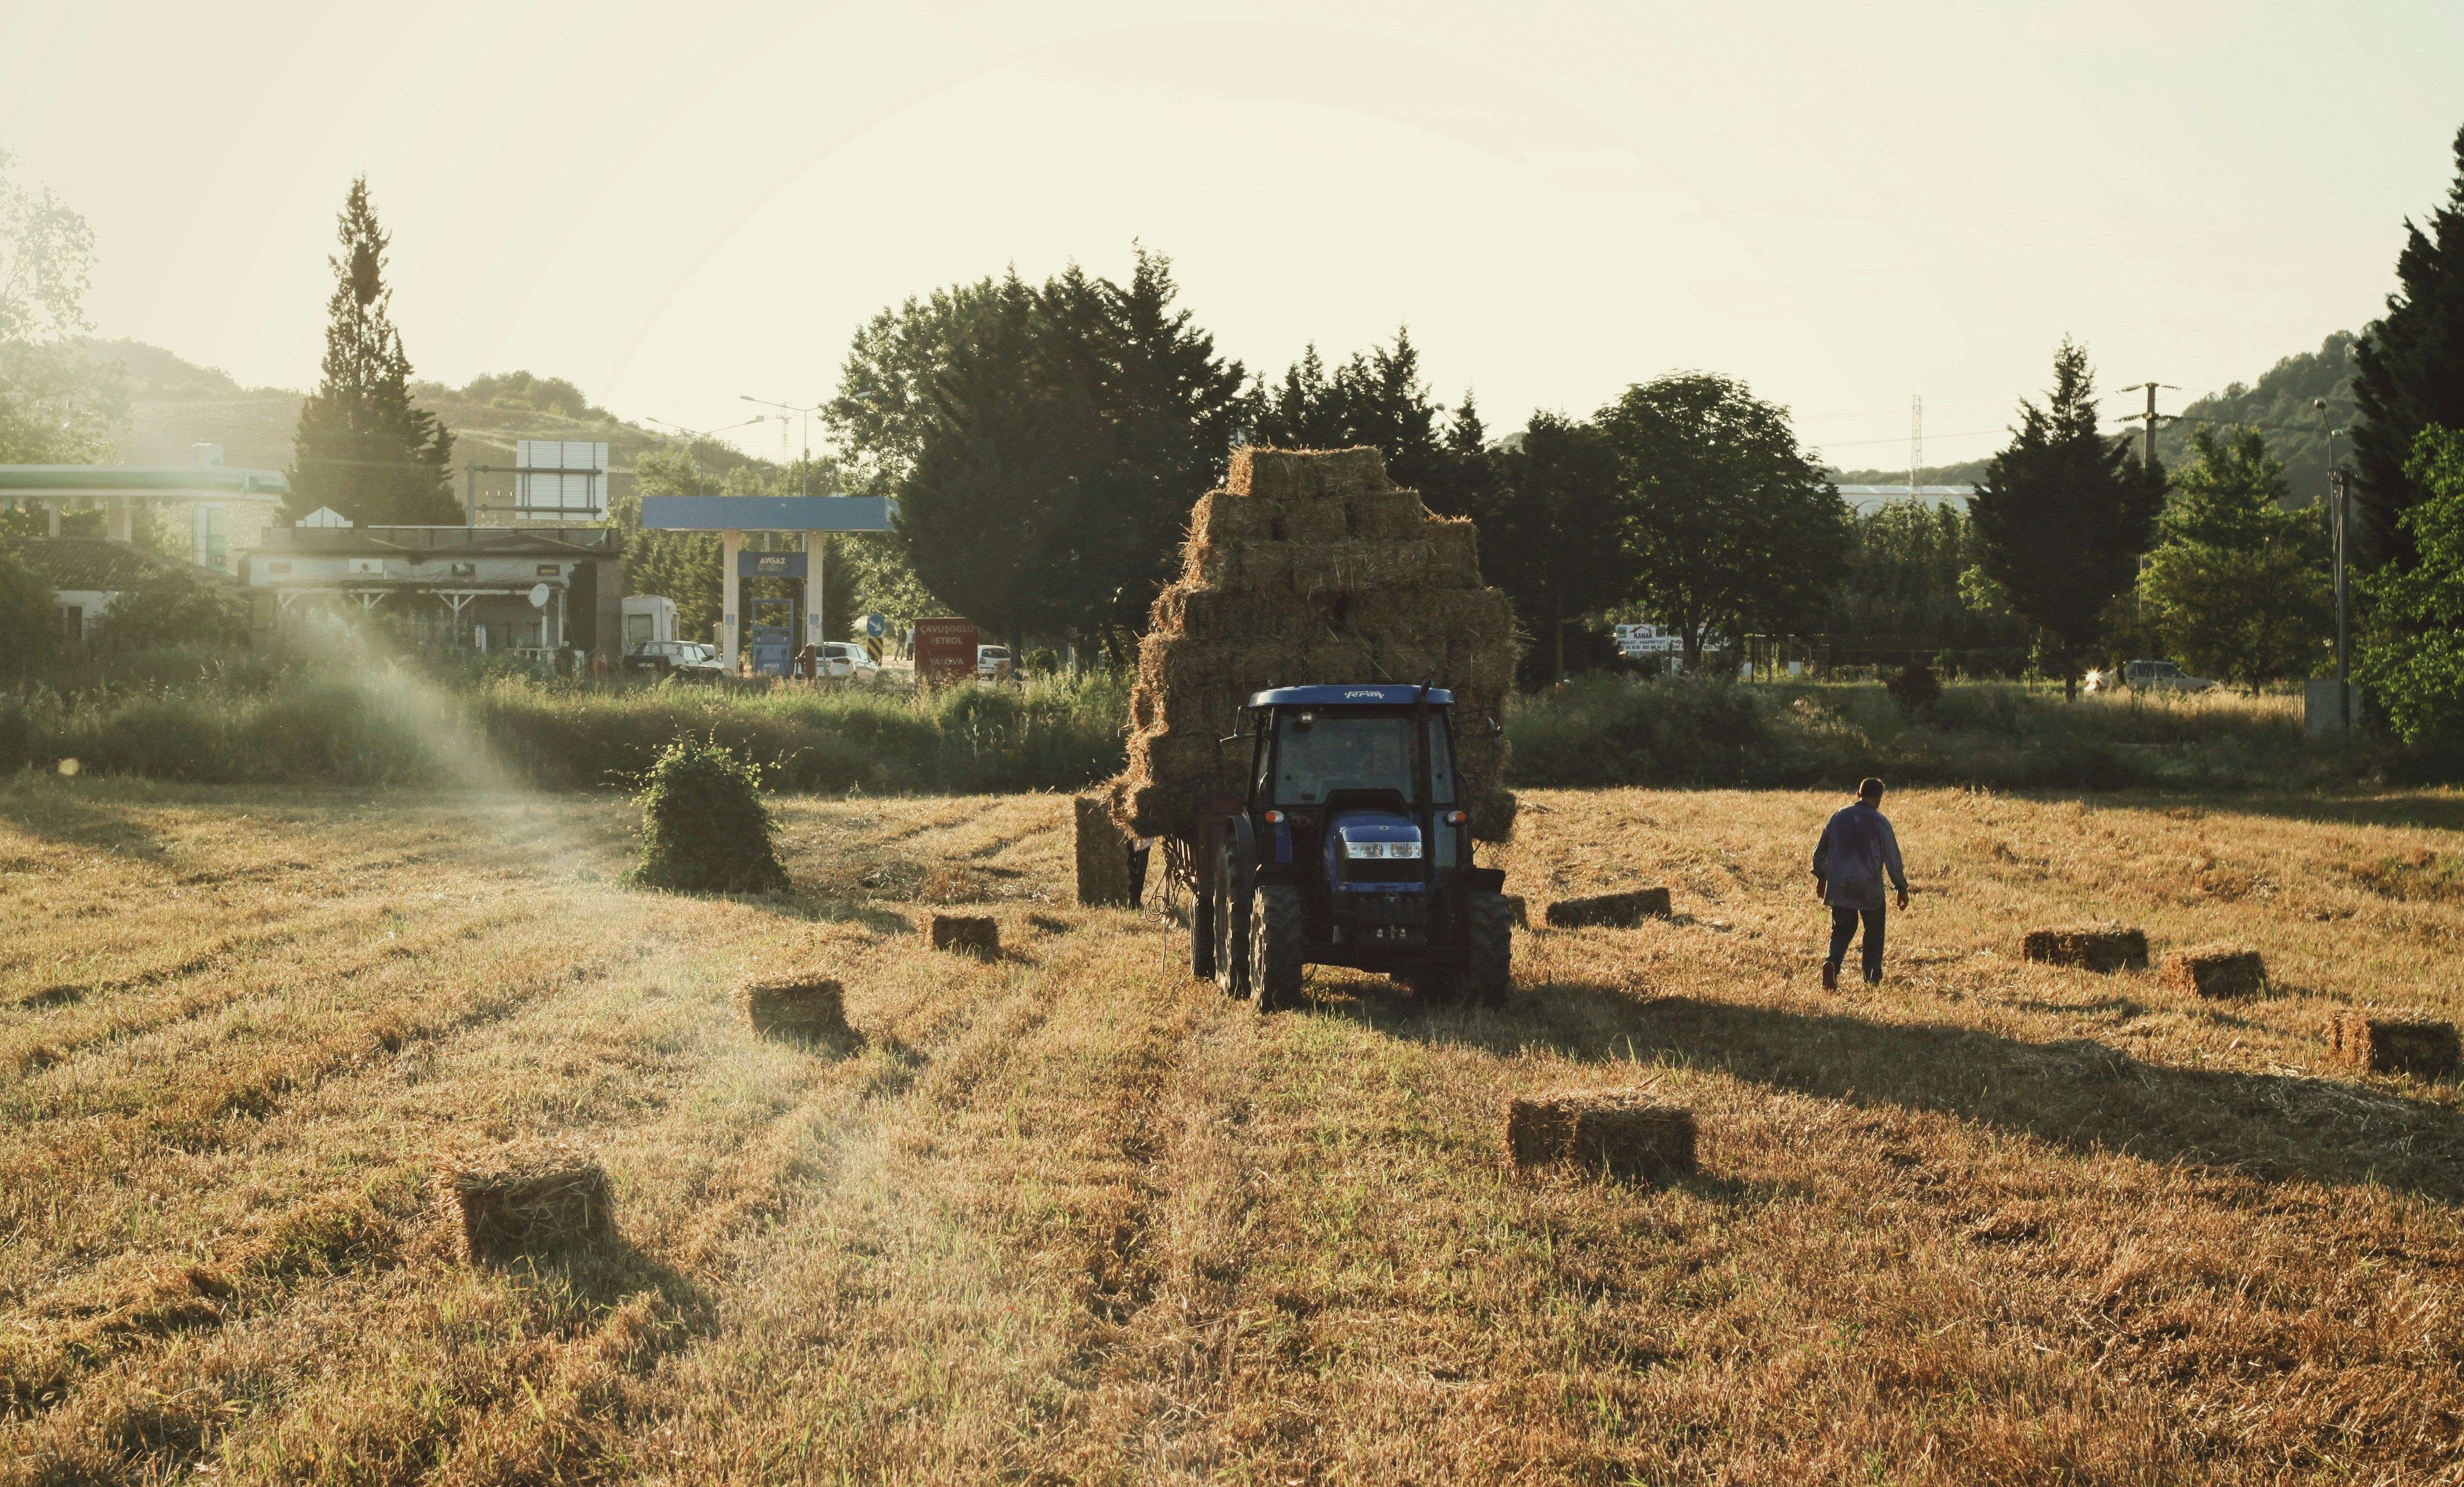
left=913, top=616, right=979, bottom=688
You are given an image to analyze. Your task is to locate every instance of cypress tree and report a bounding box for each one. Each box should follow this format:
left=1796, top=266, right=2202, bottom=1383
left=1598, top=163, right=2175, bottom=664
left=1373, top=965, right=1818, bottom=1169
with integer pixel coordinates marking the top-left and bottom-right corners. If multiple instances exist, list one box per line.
left=1970, top=341, right=2166, bottom=699
left=2353, top=124, right=2464, bottom=571
left=285, top=178, right=457, bottom=526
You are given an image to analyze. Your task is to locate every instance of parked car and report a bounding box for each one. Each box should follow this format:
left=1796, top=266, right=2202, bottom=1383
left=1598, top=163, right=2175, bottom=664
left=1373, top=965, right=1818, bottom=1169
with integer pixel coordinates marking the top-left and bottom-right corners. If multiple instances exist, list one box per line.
left=977, top=644, right=1014, bottom=681
left=2122, top=658, right=2216, bottom=693
left=819, top=641, right=879, bottom=681
left=626, top=639, right=724, bottom=680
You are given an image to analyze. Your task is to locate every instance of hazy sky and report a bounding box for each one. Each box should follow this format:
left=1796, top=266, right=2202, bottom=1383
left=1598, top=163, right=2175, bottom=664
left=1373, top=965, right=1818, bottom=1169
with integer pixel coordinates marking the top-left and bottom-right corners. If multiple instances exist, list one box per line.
left=5, top=0, right=2460, bottom=471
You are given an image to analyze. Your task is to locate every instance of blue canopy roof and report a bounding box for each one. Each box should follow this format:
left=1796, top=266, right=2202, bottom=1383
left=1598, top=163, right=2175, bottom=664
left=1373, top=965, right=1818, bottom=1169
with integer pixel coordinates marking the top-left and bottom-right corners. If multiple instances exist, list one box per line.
left=1246, top=684, right=1454, bottom=708
left=639, top=495, right=895, bottom=531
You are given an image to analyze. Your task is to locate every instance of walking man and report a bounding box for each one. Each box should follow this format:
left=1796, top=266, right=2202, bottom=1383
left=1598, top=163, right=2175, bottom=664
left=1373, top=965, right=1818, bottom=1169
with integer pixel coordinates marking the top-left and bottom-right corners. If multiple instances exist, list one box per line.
left=1812, top=776, right=1909, bottom=989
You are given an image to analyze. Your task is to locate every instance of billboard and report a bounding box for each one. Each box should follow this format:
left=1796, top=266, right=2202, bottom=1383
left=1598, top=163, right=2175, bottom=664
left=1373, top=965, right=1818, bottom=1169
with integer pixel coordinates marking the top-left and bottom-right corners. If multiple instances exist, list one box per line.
left=912, top=616, right=978, bottom=688
left=515, top=441, right=609, bottom=520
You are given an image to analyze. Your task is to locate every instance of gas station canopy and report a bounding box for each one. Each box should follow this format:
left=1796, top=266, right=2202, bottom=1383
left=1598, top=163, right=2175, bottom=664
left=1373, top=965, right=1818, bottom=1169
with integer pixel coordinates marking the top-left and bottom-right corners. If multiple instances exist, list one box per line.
left=638, top=496, right=894, bottom=531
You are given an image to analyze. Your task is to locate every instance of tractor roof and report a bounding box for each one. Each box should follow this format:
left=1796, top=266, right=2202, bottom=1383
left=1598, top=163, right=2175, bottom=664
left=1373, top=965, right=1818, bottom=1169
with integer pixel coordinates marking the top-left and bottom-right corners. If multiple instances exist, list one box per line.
left=1246, top=684, right=1454, bottom=709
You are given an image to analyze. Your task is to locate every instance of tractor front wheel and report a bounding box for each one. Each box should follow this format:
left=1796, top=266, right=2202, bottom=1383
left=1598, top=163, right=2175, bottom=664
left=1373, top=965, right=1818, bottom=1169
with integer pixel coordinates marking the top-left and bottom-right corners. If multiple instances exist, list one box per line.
left=1248, top=886, right=1305, bottom=1013
left=1463, top=890, right=1514, bottom=1006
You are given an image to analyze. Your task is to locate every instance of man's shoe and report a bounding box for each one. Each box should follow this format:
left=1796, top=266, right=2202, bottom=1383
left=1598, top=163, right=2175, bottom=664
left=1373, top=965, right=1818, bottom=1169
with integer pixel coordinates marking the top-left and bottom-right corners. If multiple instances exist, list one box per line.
left=1821, top=963, right=1838, bottom=991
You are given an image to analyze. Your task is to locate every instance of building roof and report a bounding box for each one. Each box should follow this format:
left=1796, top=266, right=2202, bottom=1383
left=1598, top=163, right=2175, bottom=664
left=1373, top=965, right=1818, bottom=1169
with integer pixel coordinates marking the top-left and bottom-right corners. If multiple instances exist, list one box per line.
left=253, top=525, right=620, bottom=559
left=0, top=465, right=289, bottom=502
left=23, top=538, right=236, bottom=591
left=1246, top=684, right=1455, bottom=708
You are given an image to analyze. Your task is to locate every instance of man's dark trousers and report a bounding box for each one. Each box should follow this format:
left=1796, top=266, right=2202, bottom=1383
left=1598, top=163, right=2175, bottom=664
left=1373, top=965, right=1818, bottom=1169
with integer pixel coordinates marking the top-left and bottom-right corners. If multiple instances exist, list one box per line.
left=1827, top=905, right=1885, bottom=984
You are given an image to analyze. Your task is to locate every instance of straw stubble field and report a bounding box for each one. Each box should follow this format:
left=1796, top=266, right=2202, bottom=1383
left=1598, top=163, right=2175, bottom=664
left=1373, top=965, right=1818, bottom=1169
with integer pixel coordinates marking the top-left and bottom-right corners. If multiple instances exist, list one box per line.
left=4, top=778, right=2463, bottom=1483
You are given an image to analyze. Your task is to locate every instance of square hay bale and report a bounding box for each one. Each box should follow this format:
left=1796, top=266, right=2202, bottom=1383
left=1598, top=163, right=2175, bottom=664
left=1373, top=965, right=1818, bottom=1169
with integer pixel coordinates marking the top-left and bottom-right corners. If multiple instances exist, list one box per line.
left=1075, top=794, right=1135, bottom=906
left=1192, top=489, right=1277, bottom=543
left=927, top=914, right=1000, bottom=959
left=2332, top=1012, right=2461, bottom=1077
left=1371, top=635, right=1450, bottom=684
left=2160, top=944, right=2268, bottom=999
left=1281, top=497, right=1351, bottom=542
left=1137, top=635, right=1237, bottom=695
left=2021, top=926, right=2149, bottom=973
left=1467, top=787, right=1519, bottom=844
left=734, top=977, right=848, bottom=1041
left=1424, top=517, right=1481, bottom=587
left=1185, top=538, right=1295, bottom=592
left=1502, top=894, right=1530, bottom=929
left=1502, top=1091, right=1696, bottom=1181
left=439, top=1143, right=617, bottom=1264
left=1349, top=489, right=1428, bottom=539
left=1230, top=445, right=1391, bottom=501
left=1545, top=888, right=1672, bottom=928
left=1289, top=539, right=1438, bottom=595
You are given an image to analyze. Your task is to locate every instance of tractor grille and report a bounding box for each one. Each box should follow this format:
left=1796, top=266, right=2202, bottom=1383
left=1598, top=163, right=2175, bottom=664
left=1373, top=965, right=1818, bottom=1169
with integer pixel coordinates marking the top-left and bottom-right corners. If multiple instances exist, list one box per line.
left=1345, top=860, right=1426, bottom=885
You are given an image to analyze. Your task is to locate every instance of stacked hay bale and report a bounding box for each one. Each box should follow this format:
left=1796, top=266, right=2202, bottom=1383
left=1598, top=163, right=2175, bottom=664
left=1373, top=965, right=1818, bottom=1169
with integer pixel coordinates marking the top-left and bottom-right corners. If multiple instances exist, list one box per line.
left=1107, top=446, right=1520, bottom=847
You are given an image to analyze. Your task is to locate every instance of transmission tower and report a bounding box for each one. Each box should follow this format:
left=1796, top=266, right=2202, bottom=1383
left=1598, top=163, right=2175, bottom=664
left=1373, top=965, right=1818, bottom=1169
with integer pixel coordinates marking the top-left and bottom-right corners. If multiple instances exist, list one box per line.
left=1908, top=394, right=1922, bottom=497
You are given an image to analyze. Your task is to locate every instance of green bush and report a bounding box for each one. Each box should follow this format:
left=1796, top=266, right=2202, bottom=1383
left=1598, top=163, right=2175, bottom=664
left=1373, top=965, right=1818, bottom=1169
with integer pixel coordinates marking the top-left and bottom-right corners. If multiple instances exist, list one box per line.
left=627, top=735, right=788, bottom=894
left=1504, top=673, right=2397, bottom=792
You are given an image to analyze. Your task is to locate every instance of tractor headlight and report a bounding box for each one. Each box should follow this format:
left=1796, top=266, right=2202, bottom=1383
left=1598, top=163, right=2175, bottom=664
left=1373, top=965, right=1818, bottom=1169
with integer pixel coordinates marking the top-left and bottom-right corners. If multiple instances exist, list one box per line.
left=1344, top=838, right=1422, bottom=859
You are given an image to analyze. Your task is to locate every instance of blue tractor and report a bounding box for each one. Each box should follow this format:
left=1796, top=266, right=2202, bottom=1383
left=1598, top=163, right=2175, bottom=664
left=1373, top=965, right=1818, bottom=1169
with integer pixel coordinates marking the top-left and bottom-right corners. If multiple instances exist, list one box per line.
left=1189, top=684, right=1514, bottom=1010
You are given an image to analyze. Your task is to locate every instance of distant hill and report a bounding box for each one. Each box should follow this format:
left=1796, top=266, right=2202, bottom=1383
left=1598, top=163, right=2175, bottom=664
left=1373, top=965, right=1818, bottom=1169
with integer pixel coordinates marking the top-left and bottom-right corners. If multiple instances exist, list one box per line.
left=76, top=340, right=770, bottom=515
left=1828, top=332, right=2359, bottom=508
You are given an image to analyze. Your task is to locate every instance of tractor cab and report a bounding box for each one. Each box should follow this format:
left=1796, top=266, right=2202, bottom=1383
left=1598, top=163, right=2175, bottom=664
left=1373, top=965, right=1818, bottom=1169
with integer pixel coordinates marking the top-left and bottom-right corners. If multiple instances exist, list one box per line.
left=1193, top=684, right=1513, bottom=1011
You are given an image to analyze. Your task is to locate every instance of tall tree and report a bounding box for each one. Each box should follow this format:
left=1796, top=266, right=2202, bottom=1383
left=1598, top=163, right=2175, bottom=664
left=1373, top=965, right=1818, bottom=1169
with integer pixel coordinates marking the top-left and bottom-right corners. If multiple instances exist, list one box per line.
left=285, top=178, right=457, bottom=526
left=1597, top=372, right=1847, bottom=671
left=2353, top=124, right=2464, bottom=571
left=1247, top=328, right=1486, bottom=511
left=1475, top=411, right=1623, bottom=684
left=1970, top=341, right=2165, bottom=698
left=836, top=251, right=1246, bottom=654
left=1826, top=500, right=2025, bottom=669
left=0, top=149, right=124, bottom=490
left=2356, top=425, right=2464, bottom=747
left=2139, top=426, right=2330, bottom=692
left=898, top=271, right=1072, bottom=648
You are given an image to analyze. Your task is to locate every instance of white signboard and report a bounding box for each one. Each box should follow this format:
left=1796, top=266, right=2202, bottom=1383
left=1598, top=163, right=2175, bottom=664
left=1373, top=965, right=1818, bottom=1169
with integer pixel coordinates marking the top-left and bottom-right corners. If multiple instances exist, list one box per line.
left=515, top=440, right=609, bottom=520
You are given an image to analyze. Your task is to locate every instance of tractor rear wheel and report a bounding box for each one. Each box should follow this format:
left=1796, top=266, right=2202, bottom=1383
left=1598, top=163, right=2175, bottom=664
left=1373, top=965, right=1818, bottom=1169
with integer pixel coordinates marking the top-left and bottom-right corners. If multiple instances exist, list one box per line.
left=1189, top=857, right=1216, bottom=981
left=1214, top=870, right=1249, bottom=998
left=1463, top=891, right=1514, bottom=1006
left=1248, top=885, right=1305, bottom=1012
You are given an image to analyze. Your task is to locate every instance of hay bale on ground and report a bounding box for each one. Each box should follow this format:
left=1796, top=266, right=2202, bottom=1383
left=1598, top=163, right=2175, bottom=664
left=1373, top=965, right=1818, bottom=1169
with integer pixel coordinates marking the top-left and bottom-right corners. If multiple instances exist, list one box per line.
left=2161, top=944, right=2267, bottom=999
left=1546, top=888, right=1673, bottom=929
left=1502, top=894, right=1529, bottom=929
left=1502, top=1091, right=1696, bottom=1181
left=439, top=1144, right=616, bottom=1264
left=2333, top=1012, right=2461, bottom=1078
left=1075, top=794, right=1134, bottom=906
left=927, top=915, right=999, bottom=959
left=735, top=977, right=847, bottom=1041
left=2021, top=925, right=2148, bottom=973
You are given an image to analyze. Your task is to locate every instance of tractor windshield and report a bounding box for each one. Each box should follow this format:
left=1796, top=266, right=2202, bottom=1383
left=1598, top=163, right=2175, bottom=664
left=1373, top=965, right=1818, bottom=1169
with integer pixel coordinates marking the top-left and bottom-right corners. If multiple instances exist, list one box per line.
left=1271, top=711, right=1454, bottom=806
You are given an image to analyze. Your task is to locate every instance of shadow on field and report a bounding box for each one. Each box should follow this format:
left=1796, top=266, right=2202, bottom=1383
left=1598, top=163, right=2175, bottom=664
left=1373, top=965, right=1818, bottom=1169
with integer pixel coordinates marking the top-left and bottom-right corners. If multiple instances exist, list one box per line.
left=2130, top=791, right=2464, bottom=835
left=0, top=780, right=176, bottom=866
left=1349, top=981, right=2464, bottom=1203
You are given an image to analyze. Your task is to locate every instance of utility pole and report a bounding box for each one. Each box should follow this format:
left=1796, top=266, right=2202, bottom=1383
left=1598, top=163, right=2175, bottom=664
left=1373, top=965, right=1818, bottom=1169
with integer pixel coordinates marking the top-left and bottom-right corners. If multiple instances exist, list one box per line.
left=2112, top=383, right=2179, bottom=469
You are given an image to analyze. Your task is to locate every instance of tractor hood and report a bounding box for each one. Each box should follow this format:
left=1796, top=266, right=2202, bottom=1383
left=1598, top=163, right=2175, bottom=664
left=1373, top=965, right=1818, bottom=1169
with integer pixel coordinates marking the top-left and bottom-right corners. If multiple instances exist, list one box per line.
left=1324, top=811, right=1427, bottom=893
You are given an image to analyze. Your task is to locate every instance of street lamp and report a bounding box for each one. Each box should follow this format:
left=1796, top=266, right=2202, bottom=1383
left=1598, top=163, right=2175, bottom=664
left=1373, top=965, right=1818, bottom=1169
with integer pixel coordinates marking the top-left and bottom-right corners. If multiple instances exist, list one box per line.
left=740, top=395, right=824, bottom=496
left=2316, top=398, right=2350, bottom=731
